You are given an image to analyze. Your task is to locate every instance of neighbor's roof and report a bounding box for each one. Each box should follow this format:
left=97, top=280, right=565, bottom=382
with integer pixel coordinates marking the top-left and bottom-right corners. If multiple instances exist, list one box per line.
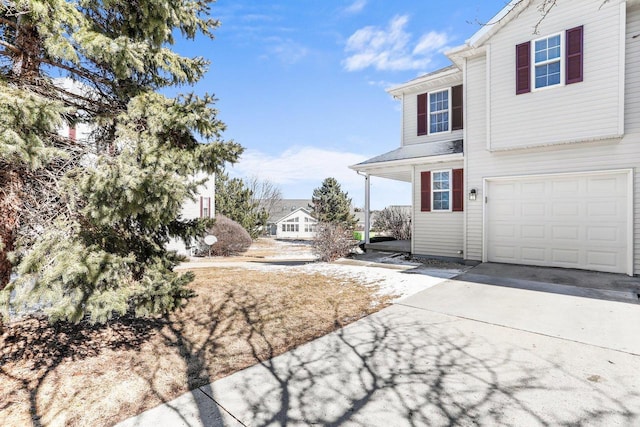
left=274, top=207, right=314, bottom=224
left=352, top=140, right=463, bottom=168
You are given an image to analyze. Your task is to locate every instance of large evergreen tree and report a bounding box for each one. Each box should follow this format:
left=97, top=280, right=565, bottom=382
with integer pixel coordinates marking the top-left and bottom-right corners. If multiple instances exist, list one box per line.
left=0, top=0, right=242, bottom=322
left=215, top=172, right=266, bottom=239
left=310, top=177, right=356, bottom=228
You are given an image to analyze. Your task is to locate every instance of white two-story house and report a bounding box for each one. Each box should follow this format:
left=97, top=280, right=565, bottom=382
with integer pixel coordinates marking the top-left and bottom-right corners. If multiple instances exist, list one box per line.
left=352, top=0, right=639, bottom=276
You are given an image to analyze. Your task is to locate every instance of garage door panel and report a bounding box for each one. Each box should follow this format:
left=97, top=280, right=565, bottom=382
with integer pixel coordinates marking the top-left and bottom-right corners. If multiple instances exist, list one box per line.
left=552, top=180, right=579, bottom=193
left=551, top=249, right=580, bottom=264
left=586, top=251, right=619, bottom=268
left=587, top=226, right=620, bottom=242
left=521, top=224, right=546, bottom=239
left=552, top=202, right=581, bottom=216
left=521, top=247, right=546, bottom=262
left=522, top=202, right=546, bottom=216
left=587, top=176, right=625, bottom=194
left=551, top=225, right=579, bottom=240
left=487, top=171, right=629, bottom=274
left=492, top=245, right=517, bottom=261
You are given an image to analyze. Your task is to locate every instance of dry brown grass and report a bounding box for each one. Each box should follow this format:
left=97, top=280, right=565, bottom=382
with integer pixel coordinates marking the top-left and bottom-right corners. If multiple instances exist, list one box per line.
left=0, top=266, right=392, bottom=427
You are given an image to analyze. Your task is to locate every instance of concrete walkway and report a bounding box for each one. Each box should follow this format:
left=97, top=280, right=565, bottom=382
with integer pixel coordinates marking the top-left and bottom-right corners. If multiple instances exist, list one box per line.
left=117, top=273, right=640, bottom=426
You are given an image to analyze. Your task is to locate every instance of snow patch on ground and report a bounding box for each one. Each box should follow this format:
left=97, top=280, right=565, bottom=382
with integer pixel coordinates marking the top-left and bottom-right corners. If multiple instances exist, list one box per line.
left=181, top=259, right=465, bottom=302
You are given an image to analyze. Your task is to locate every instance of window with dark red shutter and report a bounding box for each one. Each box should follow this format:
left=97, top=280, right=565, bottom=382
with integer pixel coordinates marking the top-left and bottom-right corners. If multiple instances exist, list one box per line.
left=451, top=85, right=463, bottom=130
left=516, top=42, right=531, bottom=94
left=417, top=93, right=428, bottom=136
left=566, top=26, right=583, bottom=84
left=420, top=171, right=431, bottom=212
left=452, top=169, right=464, bottom=212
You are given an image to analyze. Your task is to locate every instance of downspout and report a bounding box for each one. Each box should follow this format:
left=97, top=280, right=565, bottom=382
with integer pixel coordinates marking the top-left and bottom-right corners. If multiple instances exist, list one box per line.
left=356, top=171, right=371, bottom=245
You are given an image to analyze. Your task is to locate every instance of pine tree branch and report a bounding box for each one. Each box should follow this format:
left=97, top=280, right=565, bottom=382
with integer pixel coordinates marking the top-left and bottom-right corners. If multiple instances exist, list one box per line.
left=0, top=39, right=20, bottom=54
left=0, top=16, right=17, bottom=28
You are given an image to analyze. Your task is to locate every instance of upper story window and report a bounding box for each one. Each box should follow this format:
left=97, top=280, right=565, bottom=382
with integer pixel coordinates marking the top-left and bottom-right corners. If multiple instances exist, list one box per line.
left=429, top=90, right=450, bottom=134
left=417, top=85, right=463, bottom=136
left=516, top=25, right=583, bottom=95
left=533, top=33, right=563, bottom=89
left=201, top=197, right=211, bottom=218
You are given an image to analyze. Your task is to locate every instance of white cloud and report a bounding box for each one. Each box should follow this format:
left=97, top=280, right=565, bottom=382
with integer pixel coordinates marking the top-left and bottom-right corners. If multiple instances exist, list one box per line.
left=343, top=15, right=451, bottom=72
left=413, top=31, right=450, bottom=55
left=343, top=0, right=367, bottom=15
left=227, top=146, right=411, bottom=209
left=231, top=147, right=366, bottom=185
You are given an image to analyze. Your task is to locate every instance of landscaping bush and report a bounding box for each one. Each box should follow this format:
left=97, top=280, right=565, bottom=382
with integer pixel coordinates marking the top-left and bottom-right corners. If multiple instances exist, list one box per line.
left=313, top=222, right=358, bottom=262
left=372, top=206, right=411, bottom=240
left=198, top=215, right=252, bottom=256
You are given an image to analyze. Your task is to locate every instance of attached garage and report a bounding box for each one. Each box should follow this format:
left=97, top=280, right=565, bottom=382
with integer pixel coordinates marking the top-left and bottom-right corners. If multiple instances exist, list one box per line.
left=484, top=170, right=633, bottom=275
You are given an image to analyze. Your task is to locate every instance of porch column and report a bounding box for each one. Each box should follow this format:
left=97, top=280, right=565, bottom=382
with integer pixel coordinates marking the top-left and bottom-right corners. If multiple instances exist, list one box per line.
left=364, top=173, right=370, bottom=244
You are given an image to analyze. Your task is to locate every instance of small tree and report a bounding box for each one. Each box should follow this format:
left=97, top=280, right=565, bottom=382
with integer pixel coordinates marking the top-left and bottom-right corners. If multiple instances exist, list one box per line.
left=313, top=223, right=358, bottom=262
left=373, top=207, right=412, bottom=240
left=246, top=176, right=283, bottom=235
left=310, top=178, right=357, bottom=228
left=215, top=172, right=265, bottom=239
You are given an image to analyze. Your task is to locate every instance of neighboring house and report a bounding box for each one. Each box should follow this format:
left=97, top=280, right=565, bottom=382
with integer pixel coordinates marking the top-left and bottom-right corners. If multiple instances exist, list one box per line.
left=352, top=0, right=639, bottom=276
left=263, top=199, right=313, bottom=236
left=275, top=208, right=317, bottom=240
left=166, top=173, right=215, bottom=256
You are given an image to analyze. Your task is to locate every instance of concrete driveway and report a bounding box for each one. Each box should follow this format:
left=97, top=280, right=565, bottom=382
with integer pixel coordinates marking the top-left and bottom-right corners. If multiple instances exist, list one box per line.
left=117, top=267, right=640, bottom=427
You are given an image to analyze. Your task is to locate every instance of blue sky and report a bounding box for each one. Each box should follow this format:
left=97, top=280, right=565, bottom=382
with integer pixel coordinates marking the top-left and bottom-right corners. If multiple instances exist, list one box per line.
left=177, top=0, right=508, bottom=209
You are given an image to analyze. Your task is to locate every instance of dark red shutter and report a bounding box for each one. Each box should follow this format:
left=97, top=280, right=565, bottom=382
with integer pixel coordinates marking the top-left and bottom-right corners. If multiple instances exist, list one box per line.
left=451, top=85, right=463, bottom=130
left=199, top=196, right=203, bottom=218
left=452, top=169, right=464, bottom=212
left=417, top=93, right=428, bottom=136
left=566, top=26, right=584, bottom=84
left=420, top=171, right=431, bottom=212
left=69, top=126, right=77, bottom=141
left=516, top=42, right=531, bottom=94
left=207, top=197, right=211, bottom=218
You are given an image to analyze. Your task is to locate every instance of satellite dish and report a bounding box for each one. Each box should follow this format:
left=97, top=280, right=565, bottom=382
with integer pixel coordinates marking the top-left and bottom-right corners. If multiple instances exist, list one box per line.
left=204, top=235, right=218, bottom=245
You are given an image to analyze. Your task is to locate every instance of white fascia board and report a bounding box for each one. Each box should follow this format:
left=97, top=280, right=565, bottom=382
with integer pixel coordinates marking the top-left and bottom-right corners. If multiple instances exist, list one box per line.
left=350, top=153, right=464, bottom=172
left=446, top=0, right=530, bottom=66
left=387, top=68, right=462, bottom=97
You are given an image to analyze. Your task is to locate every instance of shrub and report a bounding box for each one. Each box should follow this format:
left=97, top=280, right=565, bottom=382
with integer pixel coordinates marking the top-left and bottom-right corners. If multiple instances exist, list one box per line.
left=313, top=222, right=358, bottom=262
left=372, top=206, right=411, bottom=240
left=198, top=215, right=252, bottom=256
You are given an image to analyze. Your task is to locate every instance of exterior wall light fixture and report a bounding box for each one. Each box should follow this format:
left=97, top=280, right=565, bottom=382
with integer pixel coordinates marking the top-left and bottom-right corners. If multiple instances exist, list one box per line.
left=469, top=188, right=477, bottom=201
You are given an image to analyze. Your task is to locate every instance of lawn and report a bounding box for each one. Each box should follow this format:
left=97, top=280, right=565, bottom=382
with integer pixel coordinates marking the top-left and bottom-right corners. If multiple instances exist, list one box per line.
left=0, top=261, right=393, bottom=426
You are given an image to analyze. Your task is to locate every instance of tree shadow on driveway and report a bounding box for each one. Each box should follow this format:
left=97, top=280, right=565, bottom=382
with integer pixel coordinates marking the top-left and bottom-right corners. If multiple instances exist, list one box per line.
left=214, top=305, right=640, bottom=426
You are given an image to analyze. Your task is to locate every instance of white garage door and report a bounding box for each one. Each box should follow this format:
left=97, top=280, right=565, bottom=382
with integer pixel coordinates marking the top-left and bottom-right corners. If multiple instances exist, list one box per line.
left=486, top=171, right=630, bottom=274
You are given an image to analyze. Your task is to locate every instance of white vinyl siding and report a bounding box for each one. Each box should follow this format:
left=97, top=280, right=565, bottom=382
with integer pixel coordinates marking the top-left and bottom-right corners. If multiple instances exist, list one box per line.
left=166, top=173, right=215, bottom=255
left=413, top=162, right=464, bottom=258
left=464, top=3, right=640, bottom=274
left=486, top=0, right=623, bottom=150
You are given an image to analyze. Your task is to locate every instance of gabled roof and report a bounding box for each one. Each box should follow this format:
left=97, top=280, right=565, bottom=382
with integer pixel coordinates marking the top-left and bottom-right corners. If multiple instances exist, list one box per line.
left=274, top=207, right=315, bottom=225
left=387, top=65, right=461, bottom=97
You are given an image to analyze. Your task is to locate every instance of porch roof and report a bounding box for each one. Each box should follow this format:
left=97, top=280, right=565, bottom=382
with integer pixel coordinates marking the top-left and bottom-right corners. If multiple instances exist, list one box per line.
left=350, top=139, right=463, bottom=182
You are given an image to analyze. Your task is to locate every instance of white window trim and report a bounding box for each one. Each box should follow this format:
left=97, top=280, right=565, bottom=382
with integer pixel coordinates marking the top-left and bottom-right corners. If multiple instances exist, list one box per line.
left=431, top=169, right=452, bottom=212
left=427, top=88, right=452, bottom=134
left=531, top=31, right=565, bottom=92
